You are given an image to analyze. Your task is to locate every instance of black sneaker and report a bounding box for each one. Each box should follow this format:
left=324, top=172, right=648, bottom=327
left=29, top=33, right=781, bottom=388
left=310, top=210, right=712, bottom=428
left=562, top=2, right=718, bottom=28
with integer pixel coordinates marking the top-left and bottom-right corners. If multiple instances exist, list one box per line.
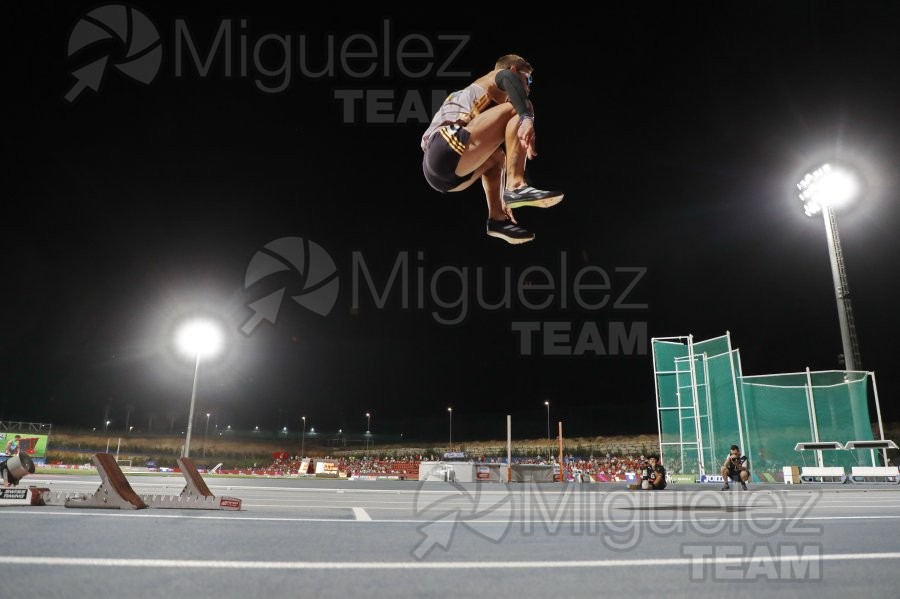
left=503, top=185, right=564, bottom=209
left=486, top=218, right=535, bottom=244
left=740, top=481, right=748, bottom=491
left=721, top=483, right=731, bottom=491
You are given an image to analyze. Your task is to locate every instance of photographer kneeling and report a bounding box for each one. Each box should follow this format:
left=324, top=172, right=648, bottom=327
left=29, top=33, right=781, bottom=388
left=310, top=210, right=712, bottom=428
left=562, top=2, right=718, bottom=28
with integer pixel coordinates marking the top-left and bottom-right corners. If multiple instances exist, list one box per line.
left=721, top=445, right=749, bottom=491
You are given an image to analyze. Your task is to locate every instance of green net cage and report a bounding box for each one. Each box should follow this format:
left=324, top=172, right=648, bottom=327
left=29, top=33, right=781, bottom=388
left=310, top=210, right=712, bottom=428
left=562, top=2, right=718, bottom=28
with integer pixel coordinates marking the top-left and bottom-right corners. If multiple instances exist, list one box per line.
left=652, top=333, right=884, bottom=481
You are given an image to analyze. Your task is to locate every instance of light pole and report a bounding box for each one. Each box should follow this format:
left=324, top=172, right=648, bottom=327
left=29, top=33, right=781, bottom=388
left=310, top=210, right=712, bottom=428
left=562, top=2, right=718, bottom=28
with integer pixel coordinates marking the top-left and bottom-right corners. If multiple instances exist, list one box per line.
left=797, top=164, right=862, bottom=370
left=301, top=416, right=306, bottom=457
left=204, top=413, right=211, bottom=457
left=105, top=420, right=111, bottom=432
left=175, top=319, right=224, bottom=458
left=544, top=401, right=550, bottom=440
left=366, top=412, right=371, bottom=453
left=448, top=407, right=452, bottom=446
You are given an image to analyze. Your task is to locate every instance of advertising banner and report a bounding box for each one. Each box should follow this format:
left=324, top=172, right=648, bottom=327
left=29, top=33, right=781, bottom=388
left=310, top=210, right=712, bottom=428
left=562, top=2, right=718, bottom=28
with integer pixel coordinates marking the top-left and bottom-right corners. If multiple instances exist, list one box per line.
left=315, top=460, right=339, bottom=478
left=699, top=474, right=725, bottom=483
left=1, top=433, right=49, bottom=458
left=671, top=474, right=697, bottom=484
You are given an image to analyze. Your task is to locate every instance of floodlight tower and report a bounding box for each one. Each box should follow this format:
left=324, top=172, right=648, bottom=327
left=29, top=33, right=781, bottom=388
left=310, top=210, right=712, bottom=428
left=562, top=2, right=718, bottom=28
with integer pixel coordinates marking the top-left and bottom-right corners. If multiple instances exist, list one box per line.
left=175, top=319, right=224, bottom=457
left=796, top=164, right=862, bottom=370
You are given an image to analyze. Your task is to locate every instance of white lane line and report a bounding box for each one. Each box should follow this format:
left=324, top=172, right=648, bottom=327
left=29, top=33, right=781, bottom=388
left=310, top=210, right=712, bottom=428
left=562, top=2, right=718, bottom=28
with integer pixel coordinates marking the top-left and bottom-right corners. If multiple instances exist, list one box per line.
left=2, top=510, right=900, bottom=525
left=233, top=499, right=417, bottom=505
left=241, top=503, right=900, bottom=512
left=3, top=553, right=900, bottom=570
left=352, top=507, right=371, bottom=521
left=234, top=496, right=899, bottom=504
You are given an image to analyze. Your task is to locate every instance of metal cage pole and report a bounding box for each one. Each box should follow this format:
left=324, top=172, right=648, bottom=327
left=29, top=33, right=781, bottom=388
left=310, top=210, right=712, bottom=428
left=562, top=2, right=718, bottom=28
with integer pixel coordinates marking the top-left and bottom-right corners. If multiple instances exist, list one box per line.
left=734, top=349, right=755, bottom=477
left=687, top=335, right=706, bottom=476
left=702, top=353, right=715, bottom=469
left=651, top=340, right=665, bottom=468
left=726, top=332, right=747, bottom=456
left=870, top=372, right=887, bottom=466
left=805, top=368, right=824, bottom=468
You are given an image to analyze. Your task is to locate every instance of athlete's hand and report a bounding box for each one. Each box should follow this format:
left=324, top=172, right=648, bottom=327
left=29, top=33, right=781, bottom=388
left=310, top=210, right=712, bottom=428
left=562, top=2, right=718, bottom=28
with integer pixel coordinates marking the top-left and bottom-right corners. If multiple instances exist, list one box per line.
left=518, top=118, right=537, bottom=159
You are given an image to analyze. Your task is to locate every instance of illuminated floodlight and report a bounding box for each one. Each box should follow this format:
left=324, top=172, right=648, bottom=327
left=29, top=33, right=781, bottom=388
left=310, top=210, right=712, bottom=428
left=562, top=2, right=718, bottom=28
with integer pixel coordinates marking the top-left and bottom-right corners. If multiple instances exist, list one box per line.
left=797, top=164, right=858, bottom=217
left=176, top=319, right=224, bottom=359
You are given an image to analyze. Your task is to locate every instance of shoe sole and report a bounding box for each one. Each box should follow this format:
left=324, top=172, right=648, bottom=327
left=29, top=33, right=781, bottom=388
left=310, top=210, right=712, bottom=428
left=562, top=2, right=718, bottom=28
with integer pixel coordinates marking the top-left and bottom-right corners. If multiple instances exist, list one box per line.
left=487, top=231, right=535, bottom=245
left=504, top=193, right=564, bottom=209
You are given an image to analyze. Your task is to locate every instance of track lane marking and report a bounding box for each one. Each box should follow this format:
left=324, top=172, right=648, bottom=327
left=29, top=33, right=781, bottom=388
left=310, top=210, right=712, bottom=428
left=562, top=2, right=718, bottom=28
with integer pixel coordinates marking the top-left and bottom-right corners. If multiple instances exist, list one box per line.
left=4, top=553, right=899, bottom=570
left=352, top=507, right=371, bottom=521
left=2, top=510, right=899, bottom=525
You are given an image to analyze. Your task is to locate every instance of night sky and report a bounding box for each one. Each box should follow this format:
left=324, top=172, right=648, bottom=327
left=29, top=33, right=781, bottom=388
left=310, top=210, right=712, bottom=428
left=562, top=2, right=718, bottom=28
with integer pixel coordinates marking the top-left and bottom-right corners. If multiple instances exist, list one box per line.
left=4, top=3, right=900, bottom=442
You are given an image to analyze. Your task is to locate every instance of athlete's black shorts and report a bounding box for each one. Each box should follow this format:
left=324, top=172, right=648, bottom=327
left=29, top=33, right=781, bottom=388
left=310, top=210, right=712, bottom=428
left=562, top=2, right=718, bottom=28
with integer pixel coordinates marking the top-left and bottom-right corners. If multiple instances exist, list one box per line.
left=422, top=124, right=471, bottom=192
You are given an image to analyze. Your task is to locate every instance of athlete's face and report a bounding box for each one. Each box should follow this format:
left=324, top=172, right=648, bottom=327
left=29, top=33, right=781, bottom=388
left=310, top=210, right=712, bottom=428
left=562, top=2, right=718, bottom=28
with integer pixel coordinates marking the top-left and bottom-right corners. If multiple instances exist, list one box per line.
left=513, top=67, right=532, bottom=93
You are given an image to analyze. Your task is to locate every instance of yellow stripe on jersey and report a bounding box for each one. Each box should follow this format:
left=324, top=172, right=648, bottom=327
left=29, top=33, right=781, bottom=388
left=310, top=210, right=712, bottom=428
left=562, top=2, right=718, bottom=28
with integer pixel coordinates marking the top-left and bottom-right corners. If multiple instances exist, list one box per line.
left=449, top=135, right=466, bottom=154
left=440, top=127, right=466, bottom=155
left=462, top=94, right=491, bottom=123
left=473, top=94, right=489, bottom=113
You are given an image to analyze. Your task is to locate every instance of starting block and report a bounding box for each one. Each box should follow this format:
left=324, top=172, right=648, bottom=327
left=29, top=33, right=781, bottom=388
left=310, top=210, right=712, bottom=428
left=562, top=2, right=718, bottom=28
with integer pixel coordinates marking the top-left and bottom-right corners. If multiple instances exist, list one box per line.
left=65, top=454, right=242, bottom=510
left=66, top=453, right=148, bottom=509
left=140, top=457, right=242, bottom=510
left=0, top=486, right=50, bottom=506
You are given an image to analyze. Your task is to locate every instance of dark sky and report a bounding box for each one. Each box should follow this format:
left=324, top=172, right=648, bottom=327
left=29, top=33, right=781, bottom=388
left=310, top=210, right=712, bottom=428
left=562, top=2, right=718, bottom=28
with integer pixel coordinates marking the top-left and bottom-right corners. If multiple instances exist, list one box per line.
left=4, top=3, right=900, bottom=443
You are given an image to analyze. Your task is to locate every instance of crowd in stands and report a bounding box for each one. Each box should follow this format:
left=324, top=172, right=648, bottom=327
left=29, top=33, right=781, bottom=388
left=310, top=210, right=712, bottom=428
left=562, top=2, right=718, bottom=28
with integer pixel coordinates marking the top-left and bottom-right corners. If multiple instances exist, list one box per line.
left=560, top=455, right=649, bottom=481
left=230, top=455, right=425, bottom=478
left=480, top=454, right=651, bottom=481
left=344, top=456, right=421, bottom=478
left=245, top=452, right=652, bottom=481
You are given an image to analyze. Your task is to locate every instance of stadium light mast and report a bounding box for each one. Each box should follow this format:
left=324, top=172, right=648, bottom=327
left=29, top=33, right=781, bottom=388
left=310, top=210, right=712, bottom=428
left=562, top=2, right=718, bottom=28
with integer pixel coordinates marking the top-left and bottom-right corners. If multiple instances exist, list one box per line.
left=301, top=416, right=306, bottom=457
left=204, top=413, right=211, bottom=457
left=797, top=164, right=862, bottom=371
left=175, top=319, right=224, bottom=457
left=544, top=401, right=550, bottom=440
